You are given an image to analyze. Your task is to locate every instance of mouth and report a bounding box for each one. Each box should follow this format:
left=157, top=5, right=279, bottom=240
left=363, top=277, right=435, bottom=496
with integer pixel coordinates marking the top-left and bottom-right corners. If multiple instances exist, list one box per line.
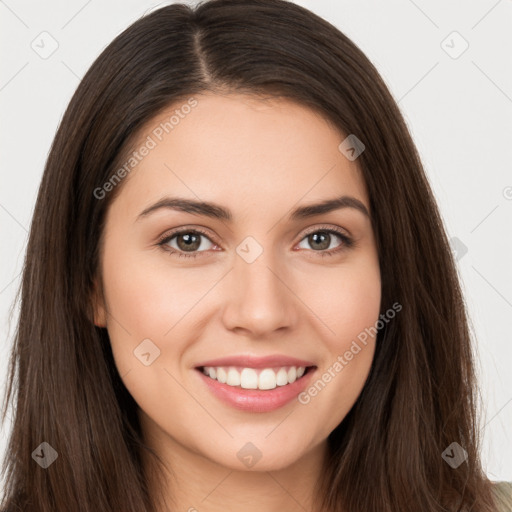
left=194, top=363, right=318, bottom=413
left=196, top=365, right=316, bottom=390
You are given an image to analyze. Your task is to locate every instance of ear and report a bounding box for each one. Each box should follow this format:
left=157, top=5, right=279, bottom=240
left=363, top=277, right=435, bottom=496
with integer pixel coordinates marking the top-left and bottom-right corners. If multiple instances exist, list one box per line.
left=92, top=276, right=107, bottom=328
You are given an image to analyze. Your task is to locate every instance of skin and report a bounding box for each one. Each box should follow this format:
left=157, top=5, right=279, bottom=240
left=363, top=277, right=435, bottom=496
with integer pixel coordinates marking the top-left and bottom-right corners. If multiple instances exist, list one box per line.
left=93, top=92, right=381, bottom=512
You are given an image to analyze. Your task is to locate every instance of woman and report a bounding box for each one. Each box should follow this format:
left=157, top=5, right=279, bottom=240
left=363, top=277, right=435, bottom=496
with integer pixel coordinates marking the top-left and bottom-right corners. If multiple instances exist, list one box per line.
left=1, top=0, right=510, bottom=510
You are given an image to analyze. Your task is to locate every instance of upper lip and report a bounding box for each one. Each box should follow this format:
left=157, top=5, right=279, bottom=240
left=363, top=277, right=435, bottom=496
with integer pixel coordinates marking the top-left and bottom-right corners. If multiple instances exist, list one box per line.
left=195, top=354, right=316, bottom=369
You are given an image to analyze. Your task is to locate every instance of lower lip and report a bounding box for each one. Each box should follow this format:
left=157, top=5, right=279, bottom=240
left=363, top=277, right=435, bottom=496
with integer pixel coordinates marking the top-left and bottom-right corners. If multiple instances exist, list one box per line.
left=196, top=367, right=317, bottom=413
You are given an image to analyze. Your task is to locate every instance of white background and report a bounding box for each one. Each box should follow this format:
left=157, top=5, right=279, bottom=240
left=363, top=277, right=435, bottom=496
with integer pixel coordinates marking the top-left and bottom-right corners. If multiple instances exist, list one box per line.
left=1, top=0, right=511, bottom=486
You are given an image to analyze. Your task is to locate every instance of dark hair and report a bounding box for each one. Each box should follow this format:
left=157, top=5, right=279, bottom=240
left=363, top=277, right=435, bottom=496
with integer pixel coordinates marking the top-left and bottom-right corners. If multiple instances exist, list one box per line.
left=1, top=0, right=497, bottom=510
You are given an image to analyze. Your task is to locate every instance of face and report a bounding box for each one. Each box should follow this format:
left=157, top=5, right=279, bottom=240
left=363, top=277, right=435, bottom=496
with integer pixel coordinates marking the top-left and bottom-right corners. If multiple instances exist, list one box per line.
left=93, top=92, right=381, bottom=472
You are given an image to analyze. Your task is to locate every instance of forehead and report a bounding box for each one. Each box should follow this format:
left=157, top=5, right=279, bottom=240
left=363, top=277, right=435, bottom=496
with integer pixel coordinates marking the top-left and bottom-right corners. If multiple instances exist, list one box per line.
left=113, top=92, right=369, bottom=217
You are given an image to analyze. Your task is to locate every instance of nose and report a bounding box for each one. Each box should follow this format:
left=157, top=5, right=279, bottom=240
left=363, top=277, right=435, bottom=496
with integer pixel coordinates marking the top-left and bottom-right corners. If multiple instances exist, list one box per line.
left=221, top=248, right=299, bottom=337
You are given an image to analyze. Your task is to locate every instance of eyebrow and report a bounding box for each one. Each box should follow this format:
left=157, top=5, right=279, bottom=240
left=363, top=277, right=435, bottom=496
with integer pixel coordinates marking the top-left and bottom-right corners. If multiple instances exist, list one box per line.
left=136, top=195, right=370, bottom=222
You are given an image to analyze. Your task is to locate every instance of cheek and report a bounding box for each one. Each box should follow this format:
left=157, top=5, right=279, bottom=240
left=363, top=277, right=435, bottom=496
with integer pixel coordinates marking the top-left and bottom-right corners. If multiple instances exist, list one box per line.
left=98, top=248, right=183, bottom=379
left=330, top=273, right=381, bottom=346
left=99, top=248, right=204, bottom=426
left=300, top=254, right=381, bottom=347
left=101, top=247, right=218, bottom=342
left=295, top=258, right=380, bottom=430
left=99, top=245, right=226, bottom=405
left=327, top=265, right=381, bottom=382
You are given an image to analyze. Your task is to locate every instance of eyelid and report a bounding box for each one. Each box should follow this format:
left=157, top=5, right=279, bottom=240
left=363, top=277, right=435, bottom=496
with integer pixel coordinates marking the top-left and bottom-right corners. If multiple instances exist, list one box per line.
left=157, top=223, right=350, bottom=243
left=156, top=225, right=218, bottom=245
left=298, top=223, right=351, bottom=240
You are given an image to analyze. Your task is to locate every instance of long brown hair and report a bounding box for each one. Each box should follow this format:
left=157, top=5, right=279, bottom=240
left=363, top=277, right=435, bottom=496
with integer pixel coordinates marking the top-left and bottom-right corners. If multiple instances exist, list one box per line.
left=0, top=0, right=497, bottom=510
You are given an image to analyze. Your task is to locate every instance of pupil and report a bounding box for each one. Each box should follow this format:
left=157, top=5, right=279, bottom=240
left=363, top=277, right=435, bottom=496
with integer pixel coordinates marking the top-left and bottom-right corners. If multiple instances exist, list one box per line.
left=178, top=233, right=200, bottom=251
left=310, top=232, right=329, bottom=250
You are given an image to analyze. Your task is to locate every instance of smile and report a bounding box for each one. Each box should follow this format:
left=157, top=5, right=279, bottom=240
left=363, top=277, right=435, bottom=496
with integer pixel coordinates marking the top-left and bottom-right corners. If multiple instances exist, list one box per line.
left=200, top=365, right=308, bottom=390
left=195, top=363, right=317, bottom=413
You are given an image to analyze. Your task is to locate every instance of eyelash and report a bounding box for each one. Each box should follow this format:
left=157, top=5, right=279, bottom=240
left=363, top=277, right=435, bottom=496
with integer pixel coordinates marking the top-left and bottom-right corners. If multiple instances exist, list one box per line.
left=157, top=225, right=354, bottom=260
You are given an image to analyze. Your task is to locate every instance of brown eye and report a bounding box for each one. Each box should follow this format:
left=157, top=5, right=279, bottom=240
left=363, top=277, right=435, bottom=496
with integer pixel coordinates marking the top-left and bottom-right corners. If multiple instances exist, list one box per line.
left=159, top=229, right=216, bottom=258
left=297, top=229, right=349, bottom=253
left=306, top=231, right=332, bottom=251
left=175, top=232, right=202, bottom=252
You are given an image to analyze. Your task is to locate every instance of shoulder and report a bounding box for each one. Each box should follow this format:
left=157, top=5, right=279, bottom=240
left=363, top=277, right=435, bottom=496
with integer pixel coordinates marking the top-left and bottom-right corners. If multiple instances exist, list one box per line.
left=492, top=481, right=512, bottom=511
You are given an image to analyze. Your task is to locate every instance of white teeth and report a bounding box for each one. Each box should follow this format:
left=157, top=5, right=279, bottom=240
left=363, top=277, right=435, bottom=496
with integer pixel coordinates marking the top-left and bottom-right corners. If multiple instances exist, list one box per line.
left=201, top=365, right=307, bottom=389
left=240, top=368, right=258, bottom=389
left=258, top=369, right=277, bottom=390
left=226, top=368, right=241, bottom=386
left=216, top=367, right=227, bottom=384
left=276, top=368, right=288, bottom=386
